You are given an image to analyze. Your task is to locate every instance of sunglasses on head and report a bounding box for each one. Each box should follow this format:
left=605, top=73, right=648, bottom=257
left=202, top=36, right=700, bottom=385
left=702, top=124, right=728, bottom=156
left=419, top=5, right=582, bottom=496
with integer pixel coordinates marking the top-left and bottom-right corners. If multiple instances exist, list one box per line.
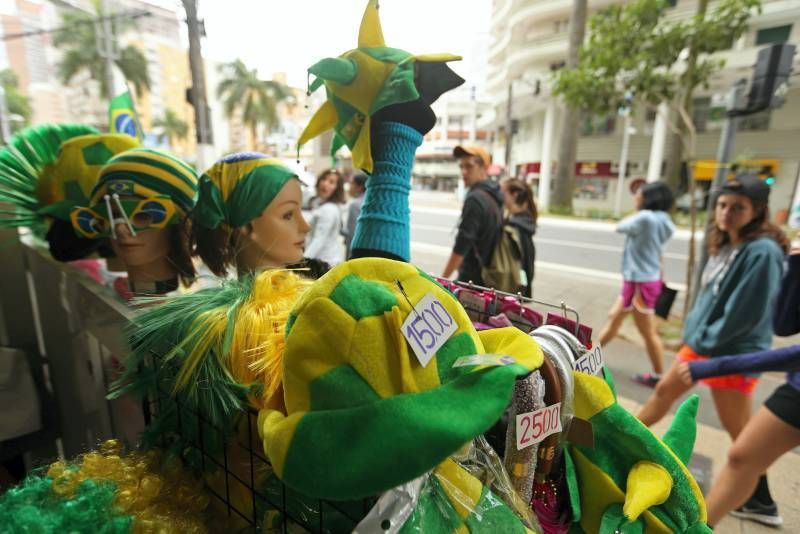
left=70, top=193, right=178, bottom=239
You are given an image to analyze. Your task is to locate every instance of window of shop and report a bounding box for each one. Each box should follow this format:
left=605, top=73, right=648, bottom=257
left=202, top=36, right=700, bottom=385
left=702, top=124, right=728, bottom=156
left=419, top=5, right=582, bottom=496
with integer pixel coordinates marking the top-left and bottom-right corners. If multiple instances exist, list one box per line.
left=580, top=113, right=616, bottom=136
left=756, top=25, right=792, bottom=46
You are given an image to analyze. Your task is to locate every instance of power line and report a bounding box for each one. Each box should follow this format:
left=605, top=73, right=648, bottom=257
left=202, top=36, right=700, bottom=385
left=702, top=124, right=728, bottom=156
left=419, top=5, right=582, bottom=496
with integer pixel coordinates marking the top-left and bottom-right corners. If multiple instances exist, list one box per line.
left=0, top=9, right=152, bottom=42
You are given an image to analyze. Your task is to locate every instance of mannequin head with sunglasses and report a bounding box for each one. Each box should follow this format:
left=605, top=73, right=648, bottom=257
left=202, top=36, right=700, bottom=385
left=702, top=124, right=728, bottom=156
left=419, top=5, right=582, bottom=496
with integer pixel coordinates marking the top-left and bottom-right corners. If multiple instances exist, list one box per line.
left=191, top=152, right=309, bottom=277
left=71, top=148, right=198, bottom=294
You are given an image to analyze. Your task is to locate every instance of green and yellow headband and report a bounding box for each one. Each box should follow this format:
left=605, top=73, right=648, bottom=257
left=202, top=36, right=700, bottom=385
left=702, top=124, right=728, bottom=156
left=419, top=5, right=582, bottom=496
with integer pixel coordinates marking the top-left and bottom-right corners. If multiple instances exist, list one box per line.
left=193, top=152, right=298, bottom=230
left=298, top=0, right=463, bottom=172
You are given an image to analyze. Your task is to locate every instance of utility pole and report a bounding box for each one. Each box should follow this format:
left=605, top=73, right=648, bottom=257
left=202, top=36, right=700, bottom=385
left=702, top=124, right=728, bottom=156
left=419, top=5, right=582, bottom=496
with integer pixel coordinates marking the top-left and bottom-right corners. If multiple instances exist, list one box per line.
left=504, top=82, right=513, bottom=175
left=182, top=0, right=213, bottom=169
left=614, top=110, right=632, bottom=218
left=98, top=0, right=117, bottom=98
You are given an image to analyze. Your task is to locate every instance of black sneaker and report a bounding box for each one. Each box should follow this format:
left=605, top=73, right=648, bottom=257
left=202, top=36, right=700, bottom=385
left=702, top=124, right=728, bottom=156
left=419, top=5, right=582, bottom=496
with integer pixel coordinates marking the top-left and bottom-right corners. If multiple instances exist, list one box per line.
left=632, top=372, right=661, bottom=388
left=731, top=499, right=783, bottom=527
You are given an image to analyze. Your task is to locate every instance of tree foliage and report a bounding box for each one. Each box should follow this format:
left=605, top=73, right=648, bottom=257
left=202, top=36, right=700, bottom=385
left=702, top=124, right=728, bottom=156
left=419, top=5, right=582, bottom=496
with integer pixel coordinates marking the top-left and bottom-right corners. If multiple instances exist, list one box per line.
left=216, top=59, right=291, bottom=148
left=0, top=69, right=31, bottom=132
left=553, top=0, right=760, bottom=117
left=53, top=2, right=150, bottom=99
left=153, top=109, right=189, bottom=147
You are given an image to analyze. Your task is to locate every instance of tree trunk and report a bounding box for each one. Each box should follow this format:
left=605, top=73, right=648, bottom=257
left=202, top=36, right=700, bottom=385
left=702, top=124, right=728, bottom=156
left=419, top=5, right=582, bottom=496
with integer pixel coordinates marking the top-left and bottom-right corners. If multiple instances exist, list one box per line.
left=551, top=0, right=588, bottom=212
left=661, top=0, right=709, bottom=192
left=182, top=0, right=213, bottom=151
left=250, top=123, right=258, bottom=152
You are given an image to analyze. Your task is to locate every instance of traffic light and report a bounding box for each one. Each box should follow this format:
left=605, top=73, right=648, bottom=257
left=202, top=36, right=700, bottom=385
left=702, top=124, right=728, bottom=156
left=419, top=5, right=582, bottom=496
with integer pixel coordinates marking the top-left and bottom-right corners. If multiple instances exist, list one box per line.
left=746, top=43, right=796, bottom=111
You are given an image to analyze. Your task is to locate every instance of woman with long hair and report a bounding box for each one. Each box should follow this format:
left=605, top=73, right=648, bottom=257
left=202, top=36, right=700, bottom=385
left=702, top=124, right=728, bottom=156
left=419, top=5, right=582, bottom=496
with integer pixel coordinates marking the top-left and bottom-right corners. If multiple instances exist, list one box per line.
left=637, top=174, right=789, bottom=524
left=305, top=168, right=346, bottom=266
left=599, top=182, right=675, bottom=386
left=500, top=178, right=537, bottom=297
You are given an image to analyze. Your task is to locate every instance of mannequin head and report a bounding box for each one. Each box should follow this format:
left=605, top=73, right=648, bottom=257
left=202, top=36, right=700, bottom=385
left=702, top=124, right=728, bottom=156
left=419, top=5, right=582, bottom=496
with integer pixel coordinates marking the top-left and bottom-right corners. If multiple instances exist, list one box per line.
left=71, top=148, right=198, bottom=292
left=191, top=152, right=308, bottom=277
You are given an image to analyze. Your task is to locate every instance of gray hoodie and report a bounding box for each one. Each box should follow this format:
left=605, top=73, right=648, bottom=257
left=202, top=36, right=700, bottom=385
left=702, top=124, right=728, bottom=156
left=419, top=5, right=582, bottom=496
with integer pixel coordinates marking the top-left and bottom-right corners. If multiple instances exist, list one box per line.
left=617, top=210, right=675, bottom=282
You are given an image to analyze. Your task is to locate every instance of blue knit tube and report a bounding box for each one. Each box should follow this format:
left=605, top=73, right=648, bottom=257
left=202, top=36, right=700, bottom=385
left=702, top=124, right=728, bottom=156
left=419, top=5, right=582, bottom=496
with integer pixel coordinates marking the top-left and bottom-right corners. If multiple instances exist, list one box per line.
left=350, top=122, right=422, bottom=261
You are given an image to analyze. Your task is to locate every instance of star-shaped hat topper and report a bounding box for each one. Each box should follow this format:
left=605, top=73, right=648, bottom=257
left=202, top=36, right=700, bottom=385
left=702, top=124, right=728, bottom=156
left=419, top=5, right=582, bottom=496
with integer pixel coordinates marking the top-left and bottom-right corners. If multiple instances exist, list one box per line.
left=298, top=0, right=464, bottom=172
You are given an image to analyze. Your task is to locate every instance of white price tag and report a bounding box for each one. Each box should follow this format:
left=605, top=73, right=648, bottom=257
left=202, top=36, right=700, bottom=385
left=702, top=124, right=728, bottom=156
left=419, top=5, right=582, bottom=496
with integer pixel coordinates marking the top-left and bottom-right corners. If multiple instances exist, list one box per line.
left=401, top=292, right=459, bottom=368
left=574, top=345, right=604, bottom=376
left=452, top=354, right=517, bottom=368
left=516, top=402, right=562, bottom=450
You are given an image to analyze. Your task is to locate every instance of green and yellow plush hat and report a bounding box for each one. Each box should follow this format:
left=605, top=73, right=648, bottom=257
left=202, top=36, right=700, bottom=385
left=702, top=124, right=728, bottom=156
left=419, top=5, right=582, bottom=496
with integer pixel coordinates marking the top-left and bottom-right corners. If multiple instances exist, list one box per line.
left=0, top=123, right=100, bottom=231
left=37, top=133, right=140, bottom=220
left=193, top=152, right=298, bottom=230
left=565, top=371, right=711, bottom=533
left=70, top=148, right=198, bottom=239
left=298, top=0, right=463, bottom=172
left=259, top=257, right=544, bottom=500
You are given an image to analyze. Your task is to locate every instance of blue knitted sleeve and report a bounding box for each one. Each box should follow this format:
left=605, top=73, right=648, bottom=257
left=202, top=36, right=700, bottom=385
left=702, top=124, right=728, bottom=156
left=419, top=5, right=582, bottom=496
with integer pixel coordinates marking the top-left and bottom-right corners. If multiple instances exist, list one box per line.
left=350, top=121, right=422, bottom=261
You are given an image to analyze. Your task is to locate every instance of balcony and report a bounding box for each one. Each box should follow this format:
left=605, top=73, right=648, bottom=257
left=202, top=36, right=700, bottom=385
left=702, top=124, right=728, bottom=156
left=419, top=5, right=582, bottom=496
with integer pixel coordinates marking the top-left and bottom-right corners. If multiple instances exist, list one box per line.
left=487, top=33, right=568, bottom=93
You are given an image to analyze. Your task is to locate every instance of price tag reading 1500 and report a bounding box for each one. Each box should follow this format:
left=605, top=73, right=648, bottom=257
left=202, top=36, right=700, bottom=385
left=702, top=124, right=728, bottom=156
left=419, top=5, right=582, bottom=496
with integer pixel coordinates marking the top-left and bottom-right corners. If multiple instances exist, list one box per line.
left=401, top=293, right=459, bottom=368
left=574, top=345, right=604, bottom=376
left=516, top=403, right=562, bottom=450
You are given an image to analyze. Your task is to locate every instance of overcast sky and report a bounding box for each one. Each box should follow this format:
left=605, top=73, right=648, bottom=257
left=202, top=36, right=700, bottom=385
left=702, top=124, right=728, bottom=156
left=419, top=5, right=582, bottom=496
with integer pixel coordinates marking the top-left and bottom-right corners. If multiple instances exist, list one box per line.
left=197, top=0, right=491, bottom=88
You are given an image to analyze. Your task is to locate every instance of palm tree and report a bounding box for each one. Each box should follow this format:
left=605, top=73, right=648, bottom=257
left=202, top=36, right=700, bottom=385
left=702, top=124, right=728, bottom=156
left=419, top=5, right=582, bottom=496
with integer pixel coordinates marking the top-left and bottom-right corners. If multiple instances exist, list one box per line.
left=53, top=2, right=149, bottom=99
left=152, top=109, right=189, bottom=148
left=216, top=59, right=291, bottom=150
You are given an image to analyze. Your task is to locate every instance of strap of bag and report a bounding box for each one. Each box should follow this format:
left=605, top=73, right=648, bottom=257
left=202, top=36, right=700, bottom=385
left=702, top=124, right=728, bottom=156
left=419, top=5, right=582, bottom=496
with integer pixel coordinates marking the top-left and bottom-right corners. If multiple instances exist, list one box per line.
left=471, top=188, right=504, bottom=267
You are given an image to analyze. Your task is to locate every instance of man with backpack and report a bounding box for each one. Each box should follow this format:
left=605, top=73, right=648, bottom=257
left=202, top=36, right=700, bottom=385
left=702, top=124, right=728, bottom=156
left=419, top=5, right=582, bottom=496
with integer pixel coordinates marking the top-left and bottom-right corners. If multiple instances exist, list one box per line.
left=441, top=145, right=505, bottom=287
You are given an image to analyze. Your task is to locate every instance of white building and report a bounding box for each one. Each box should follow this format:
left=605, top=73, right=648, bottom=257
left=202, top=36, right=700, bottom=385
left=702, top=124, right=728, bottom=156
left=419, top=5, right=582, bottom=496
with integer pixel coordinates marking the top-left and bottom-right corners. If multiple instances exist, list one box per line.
left=487, top=0, right=800, bottom=217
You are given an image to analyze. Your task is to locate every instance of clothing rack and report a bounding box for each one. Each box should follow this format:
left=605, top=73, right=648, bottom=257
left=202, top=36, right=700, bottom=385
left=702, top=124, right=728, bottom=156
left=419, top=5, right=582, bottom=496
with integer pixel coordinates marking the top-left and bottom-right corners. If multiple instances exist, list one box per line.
left=441, top=278, right=583, bottom=337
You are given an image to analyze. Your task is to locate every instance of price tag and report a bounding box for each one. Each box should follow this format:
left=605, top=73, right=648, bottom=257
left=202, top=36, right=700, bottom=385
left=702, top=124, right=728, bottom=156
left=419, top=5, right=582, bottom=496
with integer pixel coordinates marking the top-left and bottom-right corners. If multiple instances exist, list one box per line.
left=516, top=403, right=562, bottom=450
left=452, top=354, right=517, bottom=368
left=574, top=345, right=604, bottom=376
left=402, top=292, right=459, bottom=368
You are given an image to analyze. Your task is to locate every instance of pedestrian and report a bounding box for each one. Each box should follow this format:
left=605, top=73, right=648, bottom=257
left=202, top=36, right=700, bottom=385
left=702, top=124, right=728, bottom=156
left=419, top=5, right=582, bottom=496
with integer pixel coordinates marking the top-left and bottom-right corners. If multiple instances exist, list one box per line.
left=500, top=178, right=537, bottom=297
left=305, top=168, right=346, bottom=266
left=678, top=236, right=799, bottom=528
left=636, top=174, right=789, bottom=523
left=598, top=182, right=675, bottom=386
left=441, top=145, right=503, bottom=285
left=342, top=172, right=367, bottom=258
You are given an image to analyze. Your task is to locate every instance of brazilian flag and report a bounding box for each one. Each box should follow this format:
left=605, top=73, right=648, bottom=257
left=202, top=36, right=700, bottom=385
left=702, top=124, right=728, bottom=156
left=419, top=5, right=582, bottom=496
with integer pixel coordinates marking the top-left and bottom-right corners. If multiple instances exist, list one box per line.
left=108, top=90, right=143, bottom=141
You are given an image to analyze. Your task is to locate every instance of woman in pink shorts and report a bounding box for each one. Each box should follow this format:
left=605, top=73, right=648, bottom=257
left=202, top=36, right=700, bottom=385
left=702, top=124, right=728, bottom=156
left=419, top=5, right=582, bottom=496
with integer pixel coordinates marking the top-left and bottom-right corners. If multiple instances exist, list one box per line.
left=598, top=182, right=675, bottom=387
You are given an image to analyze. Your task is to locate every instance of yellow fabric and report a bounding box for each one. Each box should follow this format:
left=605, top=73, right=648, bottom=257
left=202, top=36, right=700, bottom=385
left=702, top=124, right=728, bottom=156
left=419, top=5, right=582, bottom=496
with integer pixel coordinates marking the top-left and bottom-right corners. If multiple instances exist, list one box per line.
left=476, top=327, right=544, bottom=371
left=37, top=133, right=139, bottom=207
left=92, top=161, right=196, bottom=203
left=297, top=100, right=338, bottom=148
left=358, top=0, right=384, bottom=47
left=624, top=462, right=673, bottom=521
left=203, top=157, right=287, bottom=202
left=572, top=371, right=616, bottom=420
left=571, top=449, right=670, bottom=534
left=258, top=410, right=302, bottom=477
left=434, top=459, right=484, bottom=519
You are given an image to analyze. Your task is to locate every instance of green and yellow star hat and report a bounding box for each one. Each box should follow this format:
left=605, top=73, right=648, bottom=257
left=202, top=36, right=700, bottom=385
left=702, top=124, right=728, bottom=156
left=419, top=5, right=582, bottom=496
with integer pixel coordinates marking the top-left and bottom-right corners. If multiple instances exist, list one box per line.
left=298, top=0, right=464, bottom=172
left=258, top=258, right=544, bottom=500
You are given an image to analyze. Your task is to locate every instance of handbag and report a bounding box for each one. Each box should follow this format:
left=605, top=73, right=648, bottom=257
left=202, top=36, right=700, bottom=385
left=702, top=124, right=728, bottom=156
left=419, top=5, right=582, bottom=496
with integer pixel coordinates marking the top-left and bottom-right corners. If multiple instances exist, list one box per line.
left=654, top=282, right=678, bottom=319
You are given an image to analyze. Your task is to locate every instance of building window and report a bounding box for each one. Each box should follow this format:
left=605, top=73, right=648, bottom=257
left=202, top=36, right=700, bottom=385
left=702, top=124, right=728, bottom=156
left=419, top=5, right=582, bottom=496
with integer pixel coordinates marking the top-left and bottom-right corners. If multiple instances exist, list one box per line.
left=755, top=25, right=792, bottom=46
left=692, top=97, right=711, bottom=133
left=580, top=113, right=616, bottom=136
left=738, top=109, right=771, bottom=131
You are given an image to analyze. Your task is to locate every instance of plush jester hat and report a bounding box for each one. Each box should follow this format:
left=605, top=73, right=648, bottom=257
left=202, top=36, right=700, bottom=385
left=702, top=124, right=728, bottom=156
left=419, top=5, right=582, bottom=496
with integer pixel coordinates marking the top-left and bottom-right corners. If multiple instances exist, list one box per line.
left=298, top=0, right=464, bottom=172
left=564, top=370, right=711, bottom=533
left=259, top=257, right=544, bottom=531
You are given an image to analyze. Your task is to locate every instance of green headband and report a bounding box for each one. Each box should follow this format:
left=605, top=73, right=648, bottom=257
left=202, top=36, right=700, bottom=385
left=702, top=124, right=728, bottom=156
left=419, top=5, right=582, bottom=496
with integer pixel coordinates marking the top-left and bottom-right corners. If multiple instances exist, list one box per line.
left=193, top=153, right=298, bottom=229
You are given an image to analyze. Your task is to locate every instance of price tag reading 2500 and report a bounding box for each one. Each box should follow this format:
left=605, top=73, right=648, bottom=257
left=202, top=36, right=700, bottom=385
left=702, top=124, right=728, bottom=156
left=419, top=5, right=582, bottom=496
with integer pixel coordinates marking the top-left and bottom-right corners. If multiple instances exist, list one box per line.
left=516, top=403, right=562, bottom=450
left=401, top=293, right=459, bottom=368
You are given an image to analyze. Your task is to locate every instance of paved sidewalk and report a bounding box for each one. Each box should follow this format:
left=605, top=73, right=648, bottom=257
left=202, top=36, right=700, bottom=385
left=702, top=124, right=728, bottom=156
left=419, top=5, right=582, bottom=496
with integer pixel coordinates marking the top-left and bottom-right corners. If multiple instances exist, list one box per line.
left=410, top=244, right=800, bottom=532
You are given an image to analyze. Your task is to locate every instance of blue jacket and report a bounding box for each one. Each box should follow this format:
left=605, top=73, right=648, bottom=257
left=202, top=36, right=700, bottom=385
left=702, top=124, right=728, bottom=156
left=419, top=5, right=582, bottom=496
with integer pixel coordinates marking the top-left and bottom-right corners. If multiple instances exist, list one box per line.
left=683, top=237, right=784, bottom=357
left=617, top=210, right=675, bottom=282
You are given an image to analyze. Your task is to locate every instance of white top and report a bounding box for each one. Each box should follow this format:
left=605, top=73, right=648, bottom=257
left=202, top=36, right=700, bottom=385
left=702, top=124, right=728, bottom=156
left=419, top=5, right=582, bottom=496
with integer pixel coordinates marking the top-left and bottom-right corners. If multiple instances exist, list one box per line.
left=305, top=202, right=344, bottom=265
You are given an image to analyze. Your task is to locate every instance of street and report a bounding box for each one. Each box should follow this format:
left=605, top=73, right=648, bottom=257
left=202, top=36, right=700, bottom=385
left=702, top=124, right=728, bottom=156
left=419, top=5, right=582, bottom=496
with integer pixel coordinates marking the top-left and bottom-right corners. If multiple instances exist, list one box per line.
left=408, top=190, right=800, bottom=532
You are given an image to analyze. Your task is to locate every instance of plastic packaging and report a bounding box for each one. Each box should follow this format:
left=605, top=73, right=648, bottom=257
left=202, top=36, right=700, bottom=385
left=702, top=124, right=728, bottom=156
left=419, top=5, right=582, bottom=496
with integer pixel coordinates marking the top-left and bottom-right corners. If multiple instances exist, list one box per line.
left=503, top=371, right=547, bottom=503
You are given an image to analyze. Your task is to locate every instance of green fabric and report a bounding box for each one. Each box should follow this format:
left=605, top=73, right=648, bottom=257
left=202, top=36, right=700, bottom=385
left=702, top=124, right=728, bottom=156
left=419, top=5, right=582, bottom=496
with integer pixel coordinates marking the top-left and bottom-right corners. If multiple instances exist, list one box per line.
left=108, top=90, right=143, bottom=141
left=662, top=395, right=699, bottom=465
left=601, top=504, right=643, bottom=534
left=193, top=155, right=298, bottom=229
left=465, top=486, right=528, bottom=533
left=399, top=475, right=461, bottom=533
left=564, top=448, right=582, bottom=522
left=309, top=365, right=381, bottom=411
left=368, top=62, right=418, bottom=115
left=280, top=363, right=527, bottom=500
left=329, top=274, right=398, bottom=319
left=82, top=141, right=115, bottom=165
left=308, top=57, right=358, bottom=85
left=435, top=332, right=479, bottom=383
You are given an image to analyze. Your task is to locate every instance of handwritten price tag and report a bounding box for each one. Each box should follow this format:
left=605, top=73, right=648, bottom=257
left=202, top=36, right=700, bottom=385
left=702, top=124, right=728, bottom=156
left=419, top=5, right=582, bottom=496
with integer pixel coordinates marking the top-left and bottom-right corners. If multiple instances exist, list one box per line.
left=402, top=293, right=459, bottom=368
left=574, top=345, right=604, bottom=376
left=516, top=403, right=562, bottom=450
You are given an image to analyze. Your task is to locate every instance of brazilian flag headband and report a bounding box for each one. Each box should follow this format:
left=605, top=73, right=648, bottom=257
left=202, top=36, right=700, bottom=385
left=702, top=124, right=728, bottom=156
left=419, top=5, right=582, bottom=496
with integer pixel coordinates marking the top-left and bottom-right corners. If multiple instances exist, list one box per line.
left=297, top=0, right=464, bottom=173
left=193, top=152, right=298, bottom=230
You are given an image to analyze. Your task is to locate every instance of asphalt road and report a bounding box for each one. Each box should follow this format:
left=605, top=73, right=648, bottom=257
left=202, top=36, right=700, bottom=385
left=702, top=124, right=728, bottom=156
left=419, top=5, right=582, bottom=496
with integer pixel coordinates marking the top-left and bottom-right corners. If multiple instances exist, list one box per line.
left=409, top=204, right=699, bottom=288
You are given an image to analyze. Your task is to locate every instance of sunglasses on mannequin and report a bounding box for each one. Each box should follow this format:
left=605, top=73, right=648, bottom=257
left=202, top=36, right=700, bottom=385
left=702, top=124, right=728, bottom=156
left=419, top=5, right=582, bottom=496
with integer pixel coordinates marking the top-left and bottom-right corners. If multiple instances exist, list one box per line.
left=70, top=194, right=177, bottom=239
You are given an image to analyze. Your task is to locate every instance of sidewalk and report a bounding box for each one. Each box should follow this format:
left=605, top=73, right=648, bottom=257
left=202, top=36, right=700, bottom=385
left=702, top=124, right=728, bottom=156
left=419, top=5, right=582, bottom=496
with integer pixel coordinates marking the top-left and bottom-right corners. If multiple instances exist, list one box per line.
left=410, top=243, right=800, bottom=532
